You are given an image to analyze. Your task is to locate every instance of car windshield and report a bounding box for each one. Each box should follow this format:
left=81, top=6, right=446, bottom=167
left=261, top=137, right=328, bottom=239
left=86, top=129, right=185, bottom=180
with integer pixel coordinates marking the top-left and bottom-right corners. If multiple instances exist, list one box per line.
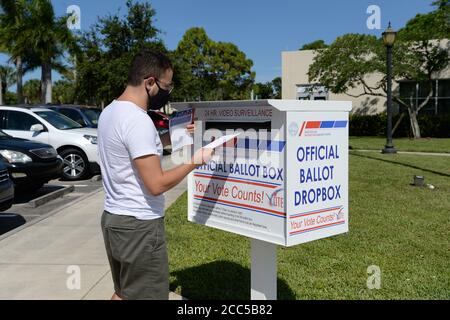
left=35, top=110, right=83, bottom=130
left=81, top=108, right=101, bottom=126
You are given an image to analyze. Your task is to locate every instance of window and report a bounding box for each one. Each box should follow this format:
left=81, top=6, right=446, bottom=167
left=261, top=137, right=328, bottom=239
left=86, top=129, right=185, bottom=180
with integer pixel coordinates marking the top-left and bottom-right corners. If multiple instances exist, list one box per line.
left=60, top=108, right=86, bottom=126
left=438, top=79, right=450, bottom=115
left=34, top=111, right=82, bottom=130
left=6, top=111, right=42, bottom=131
left=0, top=110, right=7, bottom=129
left=399, top=79, right=450, bottom=115
left=81, top=108, right=100, bottom=126
left=296, top=85, right=329, bottom=101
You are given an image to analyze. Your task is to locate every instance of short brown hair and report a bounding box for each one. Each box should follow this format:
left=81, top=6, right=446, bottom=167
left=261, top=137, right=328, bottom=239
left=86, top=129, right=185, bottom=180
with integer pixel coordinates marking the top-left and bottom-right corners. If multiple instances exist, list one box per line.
left=127, top=49, right=172, bottom=86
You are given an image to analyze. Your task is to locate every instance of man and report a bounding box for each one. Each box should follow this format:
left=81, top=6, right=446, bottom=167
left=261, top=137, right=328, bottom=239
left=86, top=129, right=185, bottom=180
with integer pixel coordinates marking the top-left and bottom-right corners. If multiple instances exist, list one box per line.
left=97, top=49, right=213, bottom=300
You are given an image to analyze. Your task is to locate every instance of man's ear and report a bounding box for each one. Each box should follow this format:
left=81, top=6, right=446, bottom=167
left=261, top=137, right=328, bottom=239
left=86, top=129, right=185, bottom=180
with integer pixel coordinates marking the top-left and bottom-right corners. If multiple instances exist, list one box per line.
left=145, top=77, right=155, bottom=91
left=144, top=78, right=155, bottom=94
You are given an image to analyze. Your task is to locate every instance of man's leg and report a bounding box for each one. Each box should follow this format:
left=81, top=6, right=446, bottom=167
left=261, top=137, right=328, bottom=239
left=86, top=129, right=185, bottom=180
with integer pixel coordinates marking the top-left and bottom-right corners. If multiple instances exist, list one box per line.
left=120, top=218, right=169, bottom=300
left=111, top=293, right=123, bottom=300
left=101, top=211, right=123, bottom=300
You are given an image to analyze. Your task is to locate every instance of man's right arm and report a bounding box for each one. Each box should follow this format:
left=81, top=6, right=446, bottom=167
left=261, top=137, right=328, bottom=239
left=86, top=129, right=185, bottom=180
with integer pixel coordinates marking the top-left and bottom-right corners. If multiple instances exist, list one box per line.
left=134, top=148, right=214, bottom=196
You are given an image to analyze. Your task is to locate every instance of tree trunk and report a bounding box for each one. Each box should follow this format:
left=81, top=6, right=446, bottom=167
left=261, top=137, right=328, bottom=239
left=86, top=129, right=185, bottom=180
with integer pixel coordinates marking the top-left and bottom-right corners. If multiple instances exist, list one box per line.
left=392, top=112, right=405, bottom=135
left=73, top=56, right=78, bottom=104
left=16, top=57, right=24, bottom=104
left=395, top=96, right=425, bottom=139
left=0, top=73, right=3, bottom=105
left=408, top=84, right=433, bottom=139
left=41, top=62, right=52, bottom=104
left=408, top=109, right=421, bottom=139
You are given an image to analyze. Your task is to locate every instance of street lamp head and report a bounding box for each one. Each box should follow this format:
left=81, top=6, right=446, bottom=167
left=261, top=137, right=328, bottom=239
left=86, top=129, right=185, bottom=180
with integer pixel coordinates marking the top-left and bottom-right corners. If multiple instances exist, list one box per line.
left=382, top=22, right=397, bottom=46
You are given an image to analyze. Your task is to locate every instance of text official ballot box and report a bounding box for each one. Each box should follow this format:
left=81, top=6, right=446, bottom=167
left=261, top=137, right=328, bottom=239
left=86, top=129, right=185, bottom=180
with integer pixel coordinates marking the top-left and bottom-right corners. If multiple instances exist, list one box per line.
left=171, top=99, right=351, bottom=299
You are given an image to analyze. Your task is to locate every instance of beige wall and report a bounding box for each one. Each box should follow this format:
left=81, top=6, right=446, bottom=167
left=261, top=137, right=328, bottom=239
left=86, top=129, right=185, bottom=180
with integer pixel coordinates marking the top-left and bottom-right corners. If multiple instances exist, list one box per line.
left=435, top=39, right=450, bottom=78
left=282, top=50, right=389, bottom=115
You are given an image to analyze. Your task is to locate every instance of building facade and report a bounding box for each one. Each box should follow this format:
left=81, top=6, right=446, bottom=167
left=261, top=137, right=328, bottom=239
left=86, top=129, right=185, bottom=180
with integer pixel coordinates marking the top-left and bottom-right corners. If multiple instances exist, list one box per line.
left=282, top=45, right=450, bottom=116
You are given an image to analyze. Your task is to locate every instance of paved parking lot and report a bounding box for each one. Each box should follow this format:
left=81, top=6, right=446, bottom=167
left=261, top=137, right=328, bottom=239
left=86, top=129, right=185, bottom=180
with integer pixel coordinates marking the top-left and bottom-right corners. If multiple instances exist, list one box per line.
left=0, top=154, right=186, bottom=300
left=0, top=176, right=103, bottom=235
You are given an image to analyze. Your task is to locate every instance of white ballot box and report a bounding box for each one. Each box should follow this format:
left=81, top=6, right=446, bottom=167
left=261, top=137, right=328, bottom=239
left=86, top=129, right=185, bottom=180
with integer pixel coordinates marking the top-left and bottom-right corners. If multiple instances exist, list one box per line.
left=172, top=100, right=351, bottom=247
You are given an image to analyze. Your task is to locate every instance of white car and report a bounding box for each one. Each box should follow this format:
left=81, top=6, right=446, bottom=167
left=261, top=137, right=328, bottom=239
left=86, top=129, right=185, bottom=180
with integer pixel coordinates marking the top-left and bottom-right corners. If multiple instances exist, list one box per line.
left=0, top=106, right=99, bottom=180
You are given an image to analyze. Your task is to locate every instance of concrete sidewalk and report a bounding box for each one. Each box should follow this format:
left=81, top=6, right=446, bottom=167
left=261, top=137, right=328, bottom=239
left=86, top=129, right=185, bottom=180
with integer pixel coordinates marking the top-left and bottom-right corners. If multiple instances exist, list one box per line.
left=0, top=156, right=187, bottom=300
left=351, top=149, right=450, bottom=157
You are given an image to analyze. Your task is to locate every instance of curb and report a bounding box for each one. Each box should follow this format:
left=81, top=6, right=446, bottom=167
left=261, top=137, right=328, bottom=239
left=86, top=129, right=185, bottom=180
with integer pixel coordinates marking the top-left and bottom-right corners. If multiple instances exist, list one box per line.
left=169, top=292, right=187, bottom=300
left=0, top=187, right=103, bottom=242
left=26, top=185, right=75, bottom=208
left=91, top=175, right=102, bottom=182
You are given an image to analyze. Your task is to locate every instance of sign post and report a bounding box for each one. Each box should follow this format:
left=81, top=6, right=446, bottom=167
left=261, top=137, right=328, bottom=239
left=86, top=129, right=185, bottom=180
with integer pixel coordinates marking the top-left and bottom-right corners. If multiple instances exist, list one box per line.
left=173, top=99, right=351, bottom=300
left=251, top=239, right=277, bottom=300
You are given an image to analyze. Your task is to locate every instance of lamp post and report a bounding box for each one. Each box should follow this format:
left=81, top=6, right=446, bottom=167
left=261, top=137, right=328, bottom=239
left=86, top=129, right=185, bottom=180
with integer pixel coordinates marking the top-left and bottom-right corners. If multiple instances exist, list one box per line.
left=382, top=22, right=397, bottom=154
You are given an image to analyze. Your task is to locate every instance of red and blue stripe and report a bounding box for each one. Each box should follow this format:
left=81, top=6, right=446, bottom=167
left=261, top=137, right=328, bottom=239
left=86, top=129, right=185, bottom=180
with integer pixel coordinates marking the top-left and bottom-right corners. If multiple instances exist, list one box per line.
left=300, top=120, right=348, bottom=136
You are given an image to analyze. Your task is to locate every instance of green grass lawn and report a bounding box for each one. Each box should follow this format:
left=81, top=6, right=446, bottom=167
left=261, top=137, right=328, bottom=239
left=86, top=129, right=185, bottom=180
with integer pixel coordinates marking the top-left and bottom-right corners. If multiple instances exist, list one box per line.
left=350, top=137, right=450, bottom=153
left=165, top=152, right=450, bottom=300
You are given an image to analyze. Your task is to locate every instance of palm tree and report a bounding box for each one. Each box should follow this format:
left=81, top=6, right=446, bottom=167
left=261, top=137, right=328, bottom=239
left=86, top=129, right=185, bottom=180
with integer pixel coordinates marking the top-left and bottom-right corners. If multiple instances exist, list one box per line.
left=23, top=79, right=40, bottom=104
left=0, top=64, right=16, bottom=105
left=25, top=0, right=78, bottom=104
left=0, top=0, right=28, bottom=104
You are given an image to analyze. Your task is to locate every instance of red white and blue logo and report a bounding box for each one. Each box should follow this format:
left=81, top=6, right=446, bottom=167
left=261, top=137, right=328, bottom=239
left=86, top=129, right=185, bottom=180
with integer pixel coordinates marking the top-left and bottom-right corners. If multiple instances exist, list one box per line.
left=299, top=121, right=348, bottom=137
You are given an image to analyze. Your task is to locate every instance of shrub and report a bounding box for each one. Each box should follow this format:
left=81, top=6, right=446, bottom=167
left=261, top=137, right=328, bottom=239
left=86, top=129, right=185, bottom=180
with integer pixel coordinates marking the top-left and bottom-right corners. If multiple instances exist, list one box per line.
left=349, top=113, right=450, bottom=138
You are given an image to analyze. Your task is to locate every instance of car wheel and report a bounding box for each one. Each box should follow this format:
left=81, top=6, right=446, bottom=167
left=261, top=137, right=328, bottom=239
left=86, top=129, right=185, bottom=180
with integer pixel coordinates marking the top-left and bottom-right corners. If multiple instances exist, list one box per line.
left=60, top=148, right=89, bottom=181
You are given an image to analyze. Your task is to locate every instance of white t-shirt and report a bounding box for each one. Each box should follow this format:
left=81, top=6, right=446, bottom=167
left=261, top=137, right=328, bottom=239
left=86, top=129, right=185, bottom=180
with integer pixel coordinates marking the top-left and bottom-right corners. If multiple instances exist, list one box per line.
left=97, top=100, right=164, bottom=220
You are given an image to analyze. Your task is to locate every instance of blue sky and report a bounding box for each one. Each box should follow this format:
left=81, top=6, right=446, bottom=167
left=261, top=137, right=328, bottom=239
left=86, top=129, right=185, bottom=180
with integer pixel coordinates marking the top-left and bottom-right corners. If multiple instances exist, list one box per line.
left=1, top=0, right=434, bottom=87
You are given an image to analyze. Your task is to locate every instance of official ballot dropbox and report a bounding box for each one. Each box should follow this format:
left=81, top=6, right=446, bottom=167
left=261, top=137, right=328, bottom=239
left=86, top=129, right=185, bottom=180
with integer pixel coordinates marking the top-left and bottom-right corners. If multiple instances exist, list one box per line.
left=171, top=100, right=351, bottom=300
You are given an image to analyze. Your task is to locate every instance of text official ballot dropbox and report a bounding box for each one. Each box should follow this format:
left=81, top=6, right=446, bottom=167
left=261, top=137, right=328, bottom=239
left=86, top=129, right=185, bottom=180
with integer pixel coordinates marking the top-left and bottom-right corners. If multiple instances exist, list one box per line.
left=171, top=100, right=352, bottom=300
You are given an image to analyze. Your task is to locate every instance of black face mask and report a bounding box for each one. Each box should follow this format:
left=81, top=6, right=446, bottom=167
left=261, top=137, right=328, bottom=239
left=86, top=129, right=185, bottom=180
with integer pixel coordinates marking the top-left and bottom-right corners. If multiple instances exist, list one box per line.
left=147, top=81, right=171, bottom=111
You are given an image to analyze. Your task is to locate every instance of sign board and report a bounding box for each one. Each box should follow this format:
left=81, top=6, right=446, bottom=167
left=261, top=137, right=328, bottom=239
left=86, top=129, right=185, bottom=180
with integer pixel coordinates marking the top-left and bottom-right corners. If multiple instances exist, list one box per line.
left=172, top=100, right=351, bottom=247
left=285, top=111, right=349, bottom=246
left=169, top=108, right=194, bottom=152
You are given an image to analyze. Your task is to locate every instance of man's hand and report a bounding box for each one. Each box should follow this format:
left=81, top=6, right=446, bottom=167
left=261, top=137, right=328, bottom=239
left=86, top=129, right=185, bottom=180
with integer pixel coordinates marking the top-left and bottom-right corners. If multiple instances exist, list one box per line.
left=186, top=123, right=195, bottom=135
left=192, top=148, right=215, bottom=166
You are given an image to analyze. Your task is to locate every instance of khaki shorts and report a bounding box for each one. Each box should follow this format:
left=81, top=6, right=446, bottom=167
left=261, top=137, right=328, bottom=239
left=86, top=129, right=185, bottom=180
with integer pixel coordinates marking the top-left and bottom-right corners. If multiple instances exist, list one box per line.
left=101, top=211, right=169, bottom=300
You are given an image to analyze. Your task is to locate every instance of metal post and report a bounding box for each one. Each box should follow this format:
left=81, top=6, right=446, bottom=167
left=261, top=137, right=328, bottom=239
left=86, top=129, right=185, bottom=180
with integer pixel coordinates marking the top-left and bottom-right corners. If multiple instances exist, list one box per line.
left=382, top=44, right=397, bottom=154
left=251, top=239, right=277, bottom=300
left=435, top=79, right=439, bottom=115
left=0, top=73, right=3, bottom=106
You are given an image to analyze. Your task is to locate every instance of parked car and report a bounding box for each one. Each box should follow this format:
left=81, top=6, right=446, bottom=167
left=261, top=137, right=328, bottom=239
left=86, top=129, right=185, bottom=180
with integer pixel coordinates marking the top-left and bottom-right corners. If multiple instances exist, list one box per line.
left=47, top=105, right=101, bottom=128
left=0, top=106, right=99, bottom=181
left=148, top=110, right=169, bottom=133
left=0, top=130, right=62, bottom=192
left=0, top=159, right=14, bottom=211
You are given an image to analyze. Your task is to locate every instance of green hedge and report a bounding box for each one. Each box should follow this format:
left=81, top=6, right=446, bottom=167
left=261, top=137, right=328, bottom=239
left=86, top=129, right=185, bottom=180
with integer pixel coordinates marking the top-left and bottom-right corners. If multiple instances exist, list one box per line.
left=349, top=113, right=450, bottom=138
